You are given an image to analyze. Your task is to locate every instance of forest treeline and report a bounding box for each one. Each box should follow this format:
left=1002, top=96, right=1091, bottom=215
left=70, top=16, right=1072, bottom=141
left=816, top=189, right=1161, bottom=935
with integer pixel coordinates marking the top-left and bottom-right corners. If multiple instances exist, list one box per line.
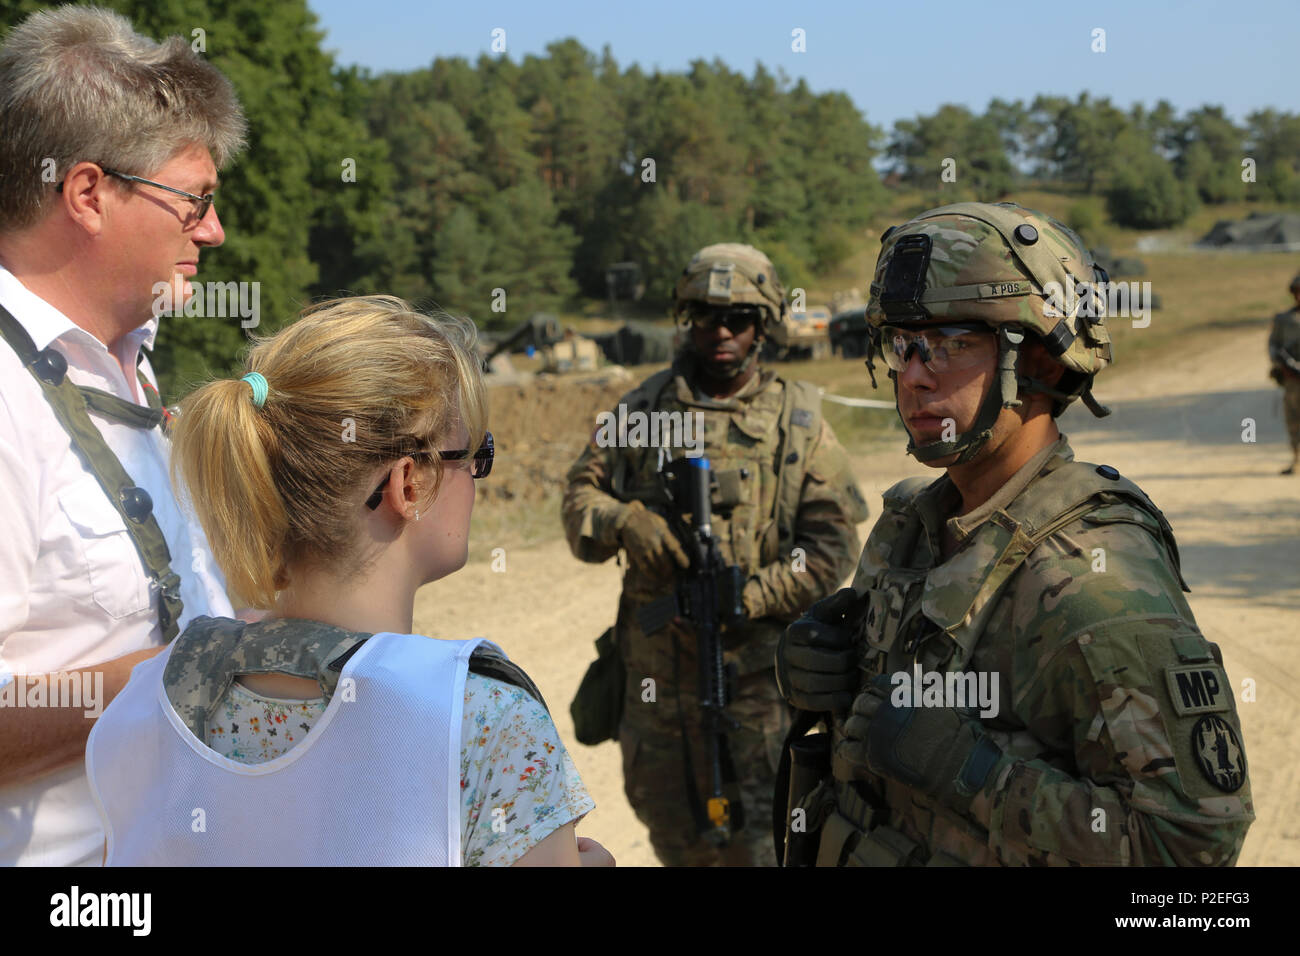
left=2, top=0, right=1297, bottom=394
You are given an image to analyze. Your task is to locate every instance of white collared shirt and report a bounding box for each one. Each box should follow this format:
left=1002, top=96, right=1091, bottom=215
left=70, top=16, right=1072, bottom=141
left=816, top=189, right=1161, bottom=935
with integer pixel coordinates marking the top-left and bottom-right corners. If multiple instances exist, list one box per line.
left=0, top=263, right=234, bottom=866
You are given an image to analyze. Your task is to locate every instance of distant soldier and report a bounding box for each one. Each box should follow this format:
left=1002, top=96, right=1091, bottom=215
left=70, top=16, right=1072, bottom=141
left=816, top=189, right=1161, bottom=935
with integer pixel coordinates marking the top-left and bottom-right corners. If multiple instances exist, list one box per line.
left=776, top=203, right=1254, bottom=866
left=1267, top=272, right=1300, bottom=475
left=562, top=243, right=868, bottom=866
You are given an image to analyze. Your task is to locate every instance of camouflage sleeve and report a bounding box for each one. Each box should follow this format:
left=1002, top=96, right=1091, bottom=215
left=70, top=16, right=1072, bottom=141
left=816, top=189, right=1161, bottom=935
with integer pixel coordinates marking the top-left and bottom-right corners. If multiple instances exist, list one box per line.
left=970, top=523, right=1254, bottom=866
left=1268, top=314, right=1287, bottom=366
left=561, top=427, right=630, bottom=564
left=745, top=419, right=869, bottom=622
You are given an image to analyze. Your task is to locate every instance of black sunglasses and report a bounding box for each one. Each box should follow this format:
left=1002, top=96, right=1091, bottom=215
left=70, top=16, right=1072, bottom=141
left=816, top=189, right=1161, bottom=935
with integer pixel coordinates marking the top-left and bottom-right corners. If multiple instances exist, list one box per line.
left=684, top=303, right=761, bottom=333
left=365, top=432, right=494, bottom=510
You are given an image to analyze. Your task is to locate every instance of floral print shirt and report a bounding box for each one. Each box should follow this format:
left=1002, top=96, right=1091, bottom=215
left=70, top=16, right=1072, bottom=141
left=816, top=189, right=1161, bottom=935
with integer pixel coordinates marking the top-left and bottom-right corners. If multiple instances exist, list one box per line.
left=206, top=673, right=594, bottom=866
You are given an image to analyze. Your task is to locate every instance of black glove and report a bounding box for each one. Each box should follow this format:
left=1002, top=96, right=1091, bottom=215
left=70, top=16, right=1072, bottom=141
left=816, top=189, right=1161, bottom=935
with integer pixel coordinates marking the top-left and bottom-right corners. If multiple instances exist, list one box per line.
left=775, top=587, right=862, bottom=714
left=838, top=673, right=1003, bottom=816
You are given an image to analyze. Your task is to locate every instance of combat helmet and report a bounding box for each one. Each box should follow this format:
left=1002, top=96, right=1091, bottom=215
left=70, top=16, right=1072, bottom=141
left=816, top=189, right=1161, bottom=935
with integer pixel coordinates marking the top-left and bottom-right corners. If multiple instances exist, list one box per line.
left=673, top=242, right=787, bottom=378
left=866, top=201, right=1113, bottom=464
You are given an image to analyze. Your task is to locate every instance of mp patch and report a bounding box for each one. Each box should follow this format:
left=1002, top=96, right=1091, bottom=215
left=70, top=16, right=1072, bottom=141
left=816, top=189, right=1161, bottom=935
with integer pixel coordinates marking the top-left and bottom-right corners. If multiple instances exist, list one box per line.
left=791, top=408, right=813, bottom=428
left=1192, top=715, right=1246, bottom=793
left=1165, top=665, right=1229, bottom=716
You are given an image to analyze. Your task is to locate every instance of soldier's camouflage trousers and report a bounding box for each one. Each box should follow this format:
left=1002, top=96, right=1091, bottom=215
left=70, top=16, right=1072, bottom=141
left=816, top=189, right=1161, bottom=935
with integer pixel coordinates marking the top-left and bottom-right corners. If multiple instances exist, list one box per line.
left=1284, top=376, right=1300, bottom=447
left=617, top=663, right=791, bottom=866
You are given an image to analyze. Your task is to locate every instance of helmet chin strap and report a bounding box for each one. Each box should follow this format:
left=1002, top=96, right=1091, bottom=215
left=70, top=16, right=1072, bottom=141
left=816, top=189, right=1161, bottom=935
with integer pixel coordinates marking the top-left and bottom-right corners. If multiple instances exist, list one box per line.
left=902, top=326, right=1026, bottom=465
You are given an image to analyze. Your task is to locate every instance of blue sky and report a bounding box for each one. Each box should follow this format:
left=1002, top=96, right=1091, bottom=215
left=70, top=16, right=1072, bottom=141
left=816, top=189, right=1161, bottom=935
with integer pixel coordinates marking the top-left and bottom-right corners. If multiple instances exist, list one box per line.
left=307, top=0, right=1295, bottom=131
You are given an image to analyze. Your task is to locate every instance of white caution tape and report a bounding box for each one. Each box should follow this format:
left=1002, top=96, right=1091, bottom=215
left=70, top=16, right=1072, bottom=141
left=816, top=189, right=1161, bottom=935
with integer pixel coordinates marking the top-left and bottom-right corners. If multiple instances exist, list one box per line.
left=818, top=388, right=895, bottom=409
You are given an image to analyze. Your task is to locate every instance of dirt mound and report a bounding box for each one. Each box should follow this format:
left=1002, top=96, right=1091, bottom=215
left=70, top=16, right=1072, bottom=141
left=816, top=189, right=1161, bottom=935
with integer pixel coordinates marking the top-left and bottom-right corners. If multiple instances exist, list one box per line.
left=481, top=373, right=637, bottom=503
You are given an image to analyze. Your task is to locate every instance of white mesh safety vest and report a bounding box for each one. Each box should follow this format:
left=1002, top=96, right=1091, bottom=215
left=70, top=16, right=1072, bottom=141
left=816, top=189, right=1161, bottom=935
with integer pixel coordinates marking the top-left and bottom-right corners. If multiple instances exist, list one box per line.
left=87, top=632, right=490, bottom=866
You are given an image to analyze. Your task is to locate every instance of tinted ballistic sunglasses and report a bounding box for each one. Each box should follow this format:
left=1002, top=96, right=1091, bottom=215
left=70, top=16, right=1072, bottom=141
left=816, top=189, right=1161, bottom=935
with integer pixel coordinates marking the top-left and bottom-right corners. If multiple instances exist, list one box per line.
left=683, top=303, right=762, bottom=333
left=878, top=324, right=996, bottom=374
left=365, top=431, right=494, bottom=510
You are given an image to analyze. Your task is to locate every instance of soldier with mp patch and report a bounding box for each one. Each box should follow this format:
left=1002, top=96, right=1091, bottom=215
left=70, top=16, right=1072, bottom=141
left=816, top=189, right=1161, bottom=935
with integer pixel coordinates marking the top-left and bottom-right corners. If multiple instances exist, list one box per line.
left=775, top=203, right=1253, bottom=867
left=562, top=243, right=869, bottom=866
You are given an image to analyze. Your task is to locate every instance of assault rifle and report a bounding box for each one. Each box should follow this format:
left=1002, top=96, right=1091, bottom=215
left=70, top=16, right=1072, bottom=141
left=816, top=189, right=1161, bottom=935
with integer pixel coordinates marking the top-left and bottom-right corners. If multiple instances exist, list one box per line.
left=636, top=456, right=745, bottom=847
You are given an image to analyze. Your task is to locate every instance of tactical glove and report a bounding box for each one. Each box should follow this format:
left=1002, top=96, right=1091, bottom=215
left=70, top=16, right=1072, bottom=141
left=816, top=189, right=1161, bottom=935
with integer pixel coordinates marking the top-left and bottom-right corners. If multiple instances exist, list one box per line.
left=616, top=501, right=690, bottom=578
left=775, top=587, right=862, bottom=714
left=838, top=673, right=1003, bottom=816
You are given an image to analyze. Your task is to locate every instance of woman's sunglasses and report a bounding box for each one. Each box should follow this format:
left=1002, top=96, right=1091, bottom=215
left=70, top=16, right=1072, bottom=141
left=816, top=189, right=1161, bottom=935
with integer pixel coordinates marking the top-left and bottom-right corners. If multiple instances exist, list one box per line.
left=365, top=431, right=494, bottom=510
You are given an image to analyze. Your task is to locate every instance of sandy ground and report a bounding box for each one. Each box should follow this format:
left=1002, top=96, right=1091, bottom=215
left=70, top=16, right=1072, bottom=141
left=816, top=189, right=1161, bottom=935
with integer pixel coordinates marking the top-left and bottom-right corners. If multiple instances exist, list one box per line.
left=414, top=324, right=1298, bottom=867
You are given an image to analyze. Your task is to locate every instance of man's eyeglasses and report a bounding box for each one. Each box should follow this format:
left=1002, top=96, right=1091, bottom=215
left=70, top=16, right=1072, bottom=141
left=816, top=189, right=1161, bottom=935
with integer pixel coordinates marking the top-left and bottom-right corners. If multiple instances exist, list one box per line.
left=684, top=303, right=762, bottom=333
left=57, top=163, right=215, bottom=223
left=877, top=324, right=997, bottom=374
left=364, top=431, right=494, bottom=510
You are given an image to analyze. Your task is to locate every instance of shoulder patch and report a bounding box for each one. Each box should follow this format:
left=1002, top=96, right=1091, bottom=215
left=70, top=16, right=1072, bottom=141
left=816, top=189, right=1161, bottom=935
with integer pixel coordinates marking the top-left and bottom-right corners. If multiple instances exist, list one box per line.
left=1165, top=664, right=1230, bottom=716
left=1192, top=715, right=1246, bottom=793
left=790, top=407, right=812, bottom=428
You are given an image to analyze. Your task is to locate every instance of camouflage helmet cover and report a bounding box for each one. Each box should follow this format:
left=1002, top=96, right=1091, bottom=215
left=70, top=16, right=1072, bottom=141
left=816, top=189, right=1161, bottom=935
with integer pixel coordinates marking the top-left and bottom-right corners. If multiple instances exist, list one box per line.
left=1289, top=271, right=1300, bottom=291
left=867, top=202, right=1112, bottom=378
left=674, top=242, right=787, bottom=333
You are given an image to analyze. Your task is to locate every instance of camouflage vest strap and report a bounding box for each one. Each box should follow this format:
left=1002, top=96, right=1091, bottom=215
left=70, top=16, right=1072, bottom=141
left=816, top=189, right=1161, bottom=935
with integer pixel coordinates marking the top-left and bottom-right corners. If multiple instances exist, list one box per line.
left=164, top=617, right=551, bottom=740
left=771, top=379, right=824, bottom=555
left=1005, top=460, right=1187, bottom=587
left=0, top=303, right=184, bottom=641
left=163, top=616, right=373, bottom=739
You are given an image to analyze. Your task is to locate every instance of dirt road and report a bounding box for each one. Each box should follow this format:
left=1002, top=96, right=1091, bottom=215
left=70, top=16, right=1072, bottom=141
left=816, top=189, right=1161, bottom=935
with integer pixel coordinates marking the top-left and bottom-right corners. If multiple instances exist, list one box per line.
left=415, top=323, right=1297, bottom=866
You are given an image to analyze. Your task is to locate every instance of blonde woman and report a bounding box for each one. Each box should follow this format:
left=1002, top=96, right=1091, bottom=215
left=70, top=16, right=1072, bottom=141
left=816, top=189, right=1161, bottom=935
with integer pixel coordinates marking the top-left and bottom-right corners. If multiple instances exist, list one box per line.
left=86, top=296, right=609, bottom=866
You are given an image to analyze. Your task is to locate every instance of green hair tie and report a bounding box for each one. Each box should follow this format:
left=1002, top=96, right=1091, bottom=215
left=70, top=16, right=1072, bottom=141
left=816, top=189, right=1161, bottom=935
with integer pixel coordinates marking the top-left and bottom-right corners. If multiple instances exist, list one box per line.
left=240, top=372, right=268, bottom=408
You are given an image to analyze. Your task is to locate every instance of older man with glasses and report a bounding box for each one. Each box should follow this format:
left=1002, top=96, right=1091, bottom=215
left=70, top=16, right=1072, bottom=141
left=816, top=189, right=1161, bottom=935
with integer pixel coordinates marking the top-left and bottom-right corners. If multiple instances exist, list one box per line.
left=0, top=5, right=246, bottom=865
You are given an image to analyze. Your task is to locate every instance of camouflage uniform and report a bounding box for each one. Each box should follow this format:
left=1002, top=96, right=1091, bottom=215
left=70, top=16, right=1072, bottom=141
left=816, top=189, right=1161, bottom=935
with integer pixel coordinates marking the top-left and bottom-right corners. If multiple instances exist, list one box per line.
left=779, top=203, right=1253, bottom=866
left=1267, top=302, right=1300, bottom=450
left=824, top=438, right=1253, bottom=865
left=563, top=246, right=868, bottom=866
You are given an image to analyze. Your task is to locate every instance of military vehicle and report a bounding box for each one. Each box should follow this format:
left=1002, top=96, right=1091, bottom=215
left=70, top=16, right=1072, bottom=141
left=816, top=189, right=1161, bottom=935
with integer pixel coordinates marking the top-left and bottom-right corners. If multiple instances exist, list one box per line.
left=767, top=305, right=832, bottom=360
left=828, top=306, right=870, bottom=357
